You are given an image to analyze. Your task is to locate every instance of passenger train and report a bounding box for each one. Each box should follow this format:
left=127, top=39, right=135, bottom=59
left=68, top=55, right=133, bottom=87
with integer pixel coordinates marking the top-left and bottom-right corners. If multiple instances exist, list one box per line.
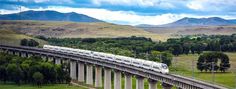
left=43, top=45, right=169, bottom=74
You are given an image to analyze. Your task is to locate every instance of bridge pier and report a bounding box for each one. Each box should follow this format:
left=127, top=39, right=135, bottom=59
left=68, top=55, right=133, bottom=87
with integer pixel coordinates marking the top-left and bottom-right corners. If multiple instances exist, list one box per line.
left=78, top=62, right=85, bottom=82
left=95, top=66, right=102, bottom=87
left=70, top=61, right=77, bottom=80
left=104, top=68, right=111, bottom=89
left=148, top=79, right=157, bottom=89
left=55, top=58, right=61, bottom=65
left=114, top=70, right=122, bottom=89
left=162, top=83, right=173, bottom=89
left=86, top=64, right=93, bottom=85
left=125, top=73, right=132, bottom=89
left=27, top=53, right=33, bottom=58
left=20, top=52, right=26, bottom=57
left=136, top=76, right=144, bottom=89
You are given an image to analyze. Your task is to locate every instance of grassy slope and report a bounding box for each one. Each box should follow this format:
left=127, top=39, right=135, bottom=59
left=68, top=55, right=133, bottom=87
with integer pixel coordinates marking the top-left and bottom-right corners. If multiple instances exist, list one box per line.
left=0, top=30, right=47, bottom=46
left=0, top=84, right=87, bottom=89
left=0, top=20, right=164, bottom=41
left=142, top=25, right=236, bottom=39
left=172, top=52, right=236, bottom=88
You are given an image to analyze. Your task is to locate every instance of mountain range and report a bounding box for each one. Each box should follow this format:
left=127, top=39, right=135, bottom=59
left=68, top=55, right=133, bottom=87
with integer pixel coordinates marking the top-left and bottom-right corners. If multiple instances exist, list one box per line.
left=0, top=10, right=103, bottom=22
left=137, top=17, right=236, bottom=27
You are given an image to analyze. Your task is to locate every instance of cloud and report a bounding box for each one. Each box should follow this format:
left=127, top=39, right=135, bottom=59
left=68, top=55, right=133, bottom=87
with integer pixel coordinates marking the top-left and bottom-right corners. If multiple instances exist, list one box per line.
left=92, top=0, right=175, bottom=8
left=1, top=6, right=236, bottom=25
left=187, top=0, right=236, bottom=12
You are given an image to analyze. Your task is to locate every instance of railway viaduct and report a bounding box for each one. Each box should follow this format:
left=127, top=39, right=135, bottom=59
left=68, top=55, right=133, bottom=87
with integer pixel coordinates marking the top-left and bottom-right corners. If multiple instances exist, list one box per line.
left=0, top=45, right=227, bottom=89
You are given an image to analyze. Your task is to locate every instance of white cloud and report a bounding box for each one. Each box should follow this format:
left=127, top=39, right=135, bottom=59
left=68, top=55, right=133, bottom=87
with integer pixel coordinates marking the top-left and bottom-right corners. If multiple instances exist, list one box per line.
left=1, top=6, right=236, bottom=25
left=92, top=0, right=175, bottom=8
left=187, top=0, right=236, bottom=11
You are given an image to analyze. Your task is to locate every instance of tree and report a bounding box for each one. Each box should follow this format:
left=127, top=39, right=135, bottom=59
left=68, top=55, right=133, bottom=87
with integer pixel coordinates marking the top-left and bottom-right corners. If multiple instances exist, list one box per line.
left=160, top=52, right=173, bottom=66
left=6, top=64, right=23, bottom=85
left=197, top=52, right=230, bottom=72
left=170, top=44, right=183, bottom=56
left=20, top=39, right=39, bottom=47
left=20, top=39, right=28, bottom=46
left=33, top=72, right=44, bottom=88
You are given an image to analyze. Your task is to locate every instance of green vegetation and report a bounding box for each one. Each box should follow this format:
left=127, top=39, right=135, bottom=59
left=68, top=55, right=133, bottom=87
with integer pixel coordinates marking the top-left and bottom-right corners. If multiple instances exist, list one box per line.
left=0, top=53, right=71, bottom=86
left=173, top=52, right=236, bottom=88
left=197, top=52, right=230, bottom=72
left=20, top=39, right=39, bottom=47
left=0, top=83, right=87, bottom=89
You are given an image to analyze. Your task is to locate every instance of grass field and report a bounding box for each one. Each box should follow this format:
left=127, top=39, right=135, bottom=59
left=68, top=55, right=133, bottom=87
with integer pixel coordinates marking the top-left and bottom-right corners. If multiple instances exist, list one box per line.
left=0, top=83, right=87, bottom=89
left=0, top=30, right=47, bottom=46
left=172, top=52, right=236, bottom=88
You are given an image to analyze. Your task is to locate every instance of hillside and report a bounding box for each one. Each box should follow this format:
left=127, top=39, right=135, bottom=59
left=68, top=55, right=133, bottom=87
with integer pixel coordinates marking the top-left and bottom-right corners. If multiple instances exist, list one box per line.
left=137, top=17, right=236, bottom=27
left=141, top=25, right=236, bottom=38
left=0, top=30, right=47, bottom=46
left=0, top=10, right=103, bottom=22
left=0, top=20, right=164, bottom=41
left=163, top=17, right=236, bottom=27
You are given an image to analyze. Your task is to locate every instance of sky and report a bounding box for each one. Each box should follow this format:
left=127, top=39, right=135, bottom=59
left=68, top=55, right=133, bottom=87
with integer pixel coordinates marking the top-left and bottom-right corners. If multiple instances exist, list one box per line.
left=0, top=0, right=236, bottom=25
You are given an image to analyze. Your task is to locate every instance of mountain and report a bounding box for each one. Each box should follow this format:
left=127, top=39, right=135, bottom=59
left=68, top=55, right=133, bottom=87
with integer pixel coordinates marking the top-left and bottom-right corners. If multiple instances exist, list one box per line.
left=0, top=10, right=103, bottom=22
left=137, top=17, right=236, bottom=27
left=164, top=17, right=236, bottom=27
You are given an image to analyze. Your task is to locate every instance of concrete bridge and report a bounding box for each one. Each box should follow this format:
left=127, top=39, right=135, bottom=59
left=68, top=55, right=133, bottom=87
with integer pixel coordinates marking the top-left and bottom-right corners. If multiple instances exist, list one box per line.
left=0, top=45, right=227, bottom=89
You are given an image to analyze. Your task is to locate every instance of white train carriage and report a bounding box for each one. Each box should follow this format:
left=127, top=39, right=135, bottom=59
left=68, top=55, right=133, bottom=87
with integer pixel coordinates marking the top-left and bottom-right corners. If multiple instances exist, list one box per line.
left=131, top=58, right=144, bottom=67
left=142, top=60, right=153, bottom=70
left=43, top=45, right=169, bottom=74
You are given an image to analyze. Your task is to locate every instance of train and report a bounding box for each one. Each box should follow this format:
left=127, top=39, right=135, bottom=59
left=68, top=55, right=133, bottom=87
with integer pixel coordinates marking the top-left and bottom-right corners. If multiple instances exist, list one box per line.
left=43, top=45, right=169, bottom=74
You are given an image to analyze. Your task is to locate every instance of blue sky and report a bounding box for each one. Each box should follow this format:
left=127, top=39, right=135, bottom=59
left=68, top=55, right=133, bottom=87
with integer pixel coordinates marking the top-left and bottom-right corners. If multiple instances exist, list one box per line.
left=0, top=0, right=236, bottom=25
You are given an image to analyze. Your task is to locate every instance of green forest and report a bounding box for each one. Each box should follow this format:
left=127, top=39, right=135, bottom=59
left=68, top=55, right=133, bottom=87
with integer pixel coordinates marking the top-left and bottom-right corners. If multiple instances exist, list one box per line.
left=0, top=53, right=71, bottom=87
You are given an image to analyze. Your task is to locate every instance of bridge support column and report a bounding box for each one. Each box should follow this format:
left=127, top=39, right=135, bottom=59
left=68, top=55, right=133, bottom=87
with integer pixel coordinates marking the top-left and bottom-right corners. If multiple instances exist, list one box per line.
left=114, top=70, right=121, bottom=89
left=162, top=83, right=173, bottom=89
left=104, top=68, right=111, bottom=89
left=86, top=64, right=93, bottom=85
left=48, top=57, right=54, bottom=62
left=125, top=73, right=132, bottom=89
left=95, top=66, right=102, bottom=87
left=78, top=62, right=84, bottom=82
left=21, top=53, right=26, bottom=57
left=27, top=53, right=33, bottom=58
left=70, top=61, right=77, bottom=80
left=136, top=76, right=144, bottom=89
left=55, top=59, right=61, bottom=65
left=15, top=52, right=20, bottom=56
left=148, top=79, right=157, bottom=89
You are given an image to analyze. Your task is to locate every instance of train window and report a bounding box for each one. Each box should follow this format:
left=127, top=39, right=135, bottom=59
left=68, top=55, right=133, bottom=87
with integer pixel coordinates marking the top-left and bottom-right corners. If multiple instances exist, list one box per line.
left=133, top=62, right=139, bottom=64
left=124, top=60, right=130, bottom=62
left=153, top=66, right=160, bottom=69
left=116, top=58, right=121, bottom=60
left=162, top=64, right=168, bottom=69
left=143, top=64, right=150, bottom=67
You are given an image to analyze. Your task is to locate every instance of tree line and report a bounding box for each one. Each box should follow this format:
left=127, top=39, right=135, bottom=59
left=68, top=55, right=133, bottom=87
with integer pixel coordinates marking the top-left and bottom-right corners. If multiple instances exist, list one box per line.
left=0, top=53, right=71, bottom=87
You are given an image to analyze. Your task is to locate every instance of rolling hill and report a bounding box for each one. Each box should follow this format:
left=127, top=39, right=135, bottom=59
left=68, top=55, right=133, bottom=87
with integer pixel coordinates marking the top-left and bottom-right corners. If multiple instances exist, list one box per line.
left=163, top=17, right=236, bottom=27
left=137, top=17, right=236, bottom=27
left=0, top=29, right=47, bottom=46
left=0, top=20, right=164, bottom=41
left=0, top=10, right=103, bottom=22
